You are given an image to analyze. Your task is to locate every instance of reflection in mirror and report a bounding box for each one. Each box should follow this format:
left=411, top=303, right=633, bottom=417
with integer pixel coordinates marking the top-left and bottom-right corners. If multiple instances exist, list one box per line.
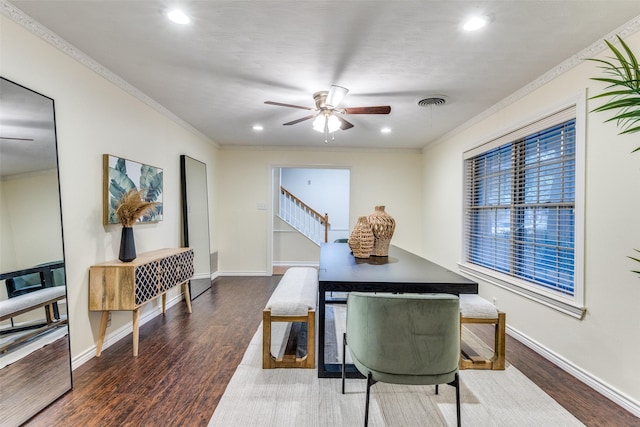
left=180, top=155, right=212, bottom=299
left=0, top=77, right=72, bottom=426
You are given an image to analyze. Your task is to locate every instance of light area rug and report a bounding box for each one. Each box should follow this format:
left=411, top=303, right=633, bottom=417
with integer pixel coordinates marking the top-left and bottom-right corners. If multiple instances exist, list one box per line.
left=210, top=307, right=584, bottom=427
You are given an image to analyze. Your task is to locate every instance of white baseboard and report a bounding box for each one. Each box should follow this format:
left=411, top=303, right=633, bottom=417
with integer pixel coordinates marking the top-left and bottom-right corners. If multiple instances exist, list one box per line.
left=507, top=325, right=640, bottom=417
left=219, top=270, right=271, bottom=276
left=272, top=261, right=320, bottom=268
left=71, top=293, right=185, bottom=370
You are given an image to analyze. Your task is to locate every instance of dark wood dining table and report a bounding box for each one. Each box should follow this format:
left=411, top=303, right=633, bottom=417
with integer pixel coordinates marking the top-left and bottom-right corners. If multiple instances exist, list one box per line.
left=317, top=242, right=478, bottom=378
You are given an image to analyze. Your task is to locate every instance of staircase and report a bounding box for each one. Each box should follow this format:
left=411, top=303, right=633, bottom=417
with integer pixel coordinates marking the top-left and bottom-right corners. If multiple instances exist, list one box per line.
left=278, top=186, right=329, bottom=245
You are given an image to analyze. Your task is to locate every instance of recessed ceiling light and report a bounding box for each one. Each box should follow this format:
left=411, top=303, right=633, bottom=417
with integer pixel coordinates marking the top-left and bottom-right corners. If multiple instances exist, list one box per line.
left=252, top=125, right=264, bottom=131
left=463, top=15, right=487, bottom=32
left=381, top=127, right=392, bottom=134
left=167, top=10, right=190, bottom=25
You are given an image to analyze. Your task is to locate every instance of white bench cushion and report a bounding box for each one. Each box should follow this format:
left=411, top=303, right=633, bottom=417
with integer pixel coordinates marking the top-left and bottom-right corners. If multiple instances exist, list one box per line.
left=459, top=294, right=498, bottom=319
left=266, top=267, right=318, bottom=316
left=0, top=286, right=66, bottom=320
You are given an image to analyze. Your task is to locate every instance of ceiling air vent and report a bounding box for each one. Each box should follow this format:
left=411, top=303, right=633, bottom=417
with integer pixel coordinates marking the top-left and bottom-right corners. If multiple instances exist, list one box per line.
left=417, top=97, right=446, bottom=107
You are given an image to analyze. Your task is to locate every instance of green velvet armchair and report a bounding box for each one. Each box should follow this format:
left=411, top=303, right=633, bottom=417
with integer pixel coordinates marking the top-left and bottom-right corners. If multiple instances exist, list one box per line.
left=342, top=292, right=461, bottom=427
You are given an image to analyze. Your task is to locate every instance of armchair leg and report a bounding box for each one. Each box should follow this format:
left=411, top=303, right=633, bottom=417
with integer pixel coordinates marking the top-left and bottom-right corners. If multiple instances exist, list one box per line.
left=342, top=333, right=347, bottom=394
left=365, top=372, right=375, bottom=427
left=448, top=372, right=461, bottom=427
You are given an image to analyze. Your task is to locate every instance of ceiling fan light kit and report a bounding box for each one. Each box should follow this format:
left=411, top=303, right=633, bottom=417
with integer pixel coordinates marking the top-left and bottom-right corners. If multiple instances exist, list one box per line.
left=324, top=85, right=348, bottom=108
left=167, top=9, right=190, bottom=25
left=264, top=85, right=391, bottom=143
left=313, top=113, right=341, bottom=134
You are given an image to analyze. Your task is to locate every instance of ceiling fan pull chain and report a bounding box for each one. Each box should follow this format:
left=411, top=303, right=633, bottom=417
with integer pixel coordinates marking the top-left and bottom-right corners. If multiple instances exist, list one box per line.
left=324, top=117, right=329, bottom=143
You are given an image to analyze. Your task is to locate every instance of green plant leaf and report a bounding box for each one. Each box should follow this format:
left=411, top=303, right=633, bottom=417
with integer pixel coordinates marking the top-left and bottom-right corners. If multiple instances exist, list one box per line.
left=630, top=250, right=640, bottom=277
left=617, top=36, right=640, bottom=88
left=589, top=90, right=639, bottom=99
left=587, top=35, right=640, bottom=147
left=593, top=96, right=640, bottom=106
left=591, top=77, right=637, bottom=89
left=607, top=110, right=640, bottom=120
left=604, top=38, right=634, bottom=82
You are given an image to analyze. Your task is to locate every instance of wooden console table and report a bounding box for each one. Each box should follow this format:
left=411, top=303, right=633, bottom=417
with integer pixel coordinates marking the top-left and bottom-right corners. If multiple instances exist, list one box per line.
left=89, top=248, right=194, bottom=356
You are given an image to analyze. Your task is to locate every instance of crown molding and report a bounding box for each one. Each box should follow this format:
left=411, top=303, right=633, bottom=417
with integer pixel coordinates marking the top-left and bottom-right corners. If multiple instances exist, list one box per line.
left=1, top=0, right=218, bottom=148
left=219, top=143, right=421, bottom=154
left=424, top=14, right=640, bottom=152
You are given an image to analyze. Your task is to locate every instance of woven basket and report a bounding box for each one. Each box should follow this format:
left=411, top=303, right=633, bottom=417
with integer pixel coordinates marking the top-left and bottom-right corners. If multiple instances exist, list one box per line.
left=348, top=216, right=374, bottom=258
left=368, top=206, right=396, bottom=256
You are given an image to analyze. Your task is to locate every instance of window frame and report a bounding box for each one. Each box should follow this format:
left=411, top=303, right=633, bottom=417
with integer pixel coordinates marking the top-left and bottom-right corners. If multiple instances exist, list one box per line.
left=459, top=95, right=586, bottom=319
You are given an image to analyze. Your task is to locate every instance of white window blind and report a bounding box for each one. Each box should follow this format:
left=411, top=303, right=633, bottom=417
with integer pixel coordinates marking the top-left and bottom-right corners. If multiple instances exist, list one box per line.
left=464, top=106, right=576, bottom=296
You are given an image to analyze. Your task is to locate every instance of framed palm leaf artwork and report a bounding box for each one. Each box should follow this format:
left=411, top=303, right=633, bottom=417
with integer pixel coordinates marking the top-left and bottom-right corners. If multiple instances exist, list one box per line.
left=103, top=154, right=163, bottom=225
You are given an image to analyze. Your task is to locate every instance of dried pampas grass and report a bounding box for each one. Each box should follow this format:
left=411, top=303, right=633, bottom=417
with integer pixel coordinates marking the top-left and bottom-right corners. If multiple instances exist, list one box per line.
left=116, top=189, right=158, bottom=227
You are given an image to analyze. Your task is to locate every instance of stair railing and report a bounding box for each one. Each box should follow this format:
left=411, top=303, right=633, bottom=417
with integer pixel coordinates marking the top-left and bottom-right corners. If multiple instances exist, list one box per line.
left=279, top=186, right=329, bottom=244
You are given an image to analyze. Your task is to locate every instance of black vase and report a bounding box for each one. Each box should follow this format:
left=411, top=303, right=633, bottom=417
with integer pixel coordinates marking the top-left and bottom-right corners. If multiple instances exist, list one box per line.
left=119, top=227, right=136, bottom=262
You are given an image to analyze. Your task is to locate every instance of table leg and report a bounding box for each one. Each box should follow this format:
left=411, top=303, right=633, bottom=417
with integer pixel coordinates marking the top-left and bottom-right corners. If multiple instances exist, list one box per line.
left=96, top=311, right=109, bottom=357
left=162, top=293, right=167, bottom=314
left=183, top=282, right=192, bottom=313
left=318, top=288, right=326, bottom=377
left=132, top=309, right=140, bottom=357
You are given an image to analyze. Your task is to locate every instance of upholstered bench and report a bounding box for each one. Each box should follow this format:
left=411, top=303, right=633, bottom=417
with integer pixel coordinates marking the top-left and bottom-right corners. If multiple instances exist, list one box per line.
left=0, top=286, right=66, bottom=323
left=459, top=294, right=506, bottom=370
left=262, top=267, right=318, bottom=369
left=0, top=286, right=67, bottom=353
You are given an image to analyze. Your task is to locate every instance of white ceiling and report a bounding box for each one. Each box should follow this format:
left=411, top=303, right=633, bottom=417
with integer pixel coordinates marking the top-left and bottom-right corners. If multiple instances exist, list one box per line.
left=6, top=1, right=640, bottom=150
left=0, top=77, right=57, bottom=177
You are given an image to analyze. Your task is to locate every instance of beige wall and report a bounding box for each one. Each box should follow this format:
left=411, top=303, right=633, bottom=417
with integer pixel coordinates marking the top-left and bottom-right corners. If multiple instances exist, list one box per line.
left=0, top=170, right=65, bottom=327
left=0, top=170, right=63, bottom=274
left=422, top=31, right=640, bottom=406
left=216, top=148, right=423, bottom=273
left=273, top=217, right=321, bottom=265
left=1, top=16, right=218, bottom=364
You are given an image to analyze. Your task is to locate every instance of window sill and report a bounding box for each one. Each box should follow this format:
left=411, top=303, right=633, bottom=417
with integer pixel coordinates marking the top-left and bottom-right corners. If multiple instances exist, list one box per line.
left=458, top=262, right=586, bottom=320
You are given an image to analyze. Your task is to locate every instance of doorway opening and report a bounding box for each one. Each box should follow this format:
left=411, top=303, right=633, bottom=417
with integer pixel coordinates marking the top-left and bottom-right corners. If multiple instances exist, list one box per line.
left=272, top=167, right=350, bottom=270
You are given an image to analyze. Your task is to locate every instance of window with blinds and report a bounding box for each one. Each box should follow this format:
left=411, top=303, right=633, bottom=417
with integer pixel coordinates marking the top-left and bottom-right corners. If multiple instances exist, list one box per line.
left=464, top=107, right=576, bottom=296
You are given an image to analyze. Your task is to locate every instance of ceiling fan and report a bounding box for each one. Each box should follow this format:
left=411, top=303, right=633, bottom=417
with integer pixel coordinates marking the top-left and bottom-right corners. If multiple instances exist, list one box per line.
left=264, top=85, right=391, bottom=142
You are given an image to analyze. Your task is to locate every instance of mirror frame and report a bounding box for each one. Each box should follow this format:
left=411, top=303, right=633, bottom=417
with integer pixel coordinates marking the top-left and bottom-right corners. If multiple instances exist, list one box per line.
left=0, top=76, right=72, bottom=425
left=180, top=155, right=212, bottom=299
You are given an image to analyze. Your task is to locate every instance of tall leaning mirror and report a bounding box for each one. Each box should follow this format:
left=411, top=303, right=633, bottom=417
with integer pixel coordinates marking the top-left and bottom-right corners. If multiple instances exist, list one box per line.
left=180, top=155, right=212, bottom=299
left=0, top=77, right=72, bottom=426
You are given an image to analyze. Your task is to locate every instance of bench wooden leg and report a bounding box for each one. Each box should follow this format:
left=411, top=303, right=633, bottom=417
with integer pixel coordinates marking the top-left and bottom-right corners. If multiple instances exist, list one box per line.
left=45, top=303, right=55, bottom=324
left=304, top=310, right=315, bottom=369
left=460, top=311, right=506, bottom=370
left=262, top=309, right=275, bottom=369
left=492, top=312, right=506, bottom=370
left=262, top=309, right=315, bottom=369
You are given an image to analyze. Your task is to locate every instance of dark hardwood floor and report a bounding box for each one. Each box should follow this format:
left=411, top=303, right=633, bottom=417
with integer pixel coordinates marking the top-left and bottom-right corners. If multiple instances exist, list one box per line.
left=26, top=276, right=638, bottom=426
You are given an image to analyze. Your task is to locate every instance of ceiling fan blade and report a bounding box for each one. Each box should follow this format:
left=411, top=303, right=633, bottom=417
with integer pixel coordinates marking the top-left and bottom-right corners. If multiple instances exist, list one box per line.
left=265, top=101, right=314, bottom=110
left=343, top=106, right=391, bottom=114
left=326, top=85, right=349, bottom=108
left=335, top=115, right=354, bottom=130
left=0, top=136, right=35, bottom=141
left=283, top=114, right=317, bottom=126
